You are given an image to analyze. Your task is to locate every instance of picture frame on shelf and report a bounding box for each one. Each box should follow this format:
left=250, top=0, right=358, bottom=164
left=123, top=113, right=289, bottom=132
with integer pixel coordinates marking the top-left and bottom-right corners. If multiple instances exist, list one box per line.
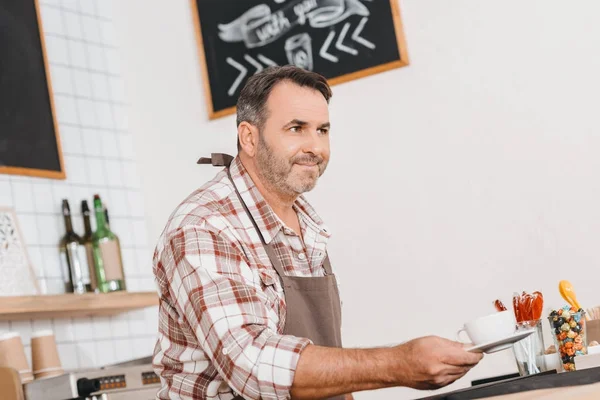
left=0, top=208, right=40, bottom=296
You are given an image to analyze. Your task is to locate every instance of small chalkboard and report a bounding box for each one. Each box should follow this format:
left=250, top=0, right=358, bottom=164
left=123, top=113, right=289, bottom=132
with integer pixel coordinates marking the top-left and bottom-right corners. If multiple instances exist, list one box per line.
left=0, top=0, right=65, bottom=179
left=191, top=0, right=409, bottom=119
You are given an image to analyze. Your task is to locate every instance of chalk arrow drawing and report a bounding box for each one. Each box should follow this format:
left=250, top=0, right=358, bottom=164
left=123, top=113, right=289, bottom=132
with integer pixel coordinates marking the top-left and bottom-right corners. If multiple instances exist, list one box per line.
left=226, top=57, right=247, bottom=96
left=226, top=55, right=278, bottom=96
left=351, top=17, right=375, bottom=49
left=257, top=54, right=277, bottom=67
left=319, top=30, right=339, bottom=63
left=336, top=22, right=358, bottom=55
left=244, top=55, right=264, bottom=73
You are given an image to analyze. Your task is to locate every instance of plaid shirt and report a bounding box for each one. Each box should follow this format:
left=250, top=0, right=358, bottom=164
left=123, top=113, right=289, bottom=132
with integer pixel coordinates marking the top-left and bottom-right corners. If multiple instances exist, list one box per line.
left=153, top=156, right=333, bottom=399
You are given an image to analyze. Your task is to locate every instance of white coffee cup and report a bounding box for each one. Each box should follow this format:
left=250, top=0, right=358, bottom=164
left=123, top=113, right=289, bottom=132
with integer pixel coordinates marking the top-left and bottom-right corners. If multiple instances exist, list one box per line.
left=457, top=310, right=516, bottom=345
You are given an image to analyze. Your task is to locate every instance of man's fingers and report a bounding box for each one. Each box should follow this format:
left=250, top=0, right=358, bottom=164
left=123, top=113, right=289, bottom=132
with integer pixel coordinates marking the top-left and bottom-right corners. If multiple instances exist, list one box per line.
left=447, top=340, right=484, bottom=364
left=441, top=373, right=467, bottom=387
left=462, top=351, right=484, bottom=366
left=436, top=366, right=475, bottom=387
left=444, top=365, right=472, bottom=376
left=441, top=349, right=483, bottom=367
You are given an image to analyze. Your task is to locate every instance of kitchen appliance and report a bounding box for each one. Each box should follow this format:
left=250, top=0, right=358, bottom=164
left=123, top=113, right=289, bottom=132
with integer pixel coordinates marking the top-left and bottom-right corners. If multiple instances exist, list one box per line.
left=23, top=357, right=160, bottom=400
left=75, top=387, right=158, bottom=400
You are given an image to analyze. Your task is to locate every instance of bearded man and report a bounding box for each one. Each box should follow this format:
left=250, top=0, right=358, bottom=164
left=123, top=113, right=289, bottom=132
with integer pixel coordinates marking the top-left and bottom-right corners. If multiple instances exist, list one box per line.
left=152, top=66, right=482, bottom=400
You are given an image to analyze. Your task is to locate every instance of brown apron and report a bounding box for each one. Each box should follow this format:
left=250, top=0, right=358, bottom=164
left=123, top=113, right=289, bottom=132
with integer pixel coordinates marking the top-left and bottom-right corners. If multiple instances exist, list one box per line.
left=198, top=154, right=344, bottom=400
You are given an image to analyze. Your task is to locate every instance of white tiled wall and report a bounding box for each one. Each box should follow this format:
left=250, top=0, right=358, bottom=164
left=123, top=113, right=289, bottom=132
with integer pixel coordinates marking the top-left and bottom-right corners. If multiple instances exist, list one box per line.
left=0, top=0, right=158, bottom=370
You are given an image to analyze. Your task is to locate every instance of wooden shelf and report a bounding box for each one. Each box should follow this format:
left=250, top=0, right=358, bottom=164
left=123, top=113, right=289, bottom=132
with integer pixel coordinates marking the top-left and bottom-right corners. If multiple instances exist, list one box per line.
left=0, top=292, right=158, bottom=320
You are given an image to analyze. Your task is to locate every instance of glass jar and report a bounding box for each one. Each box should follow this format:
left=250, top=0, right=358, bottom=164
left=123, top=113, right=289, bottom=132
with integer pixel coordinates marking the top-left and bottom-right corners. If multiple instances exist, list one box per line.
left=547, top=310, right=587, bottom=372
left=513, top=319, right=546, bottom=376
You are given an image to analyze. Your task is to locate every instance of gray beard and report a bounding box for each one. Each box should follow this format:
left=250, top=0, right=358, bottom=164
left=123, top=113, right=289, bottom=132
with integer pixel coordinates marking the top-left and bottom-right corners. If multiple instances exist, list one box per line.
left=255, top=135, right=326, bottom=196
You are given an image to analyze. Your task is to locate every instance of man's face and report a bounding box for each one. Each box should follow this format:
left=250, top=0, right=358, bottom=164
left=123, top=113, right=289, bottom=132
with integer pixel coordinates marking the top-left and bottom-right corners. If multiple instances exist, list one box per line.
left=255, top=81, right=330, bottom=196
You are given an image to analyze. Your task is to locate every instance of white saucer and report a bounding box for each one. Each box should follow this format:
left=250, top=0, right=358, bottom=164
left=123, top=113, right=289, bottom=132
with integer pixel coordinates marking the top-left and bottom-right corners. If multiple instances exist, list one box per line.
left=466, top=329, right=536, bottom=354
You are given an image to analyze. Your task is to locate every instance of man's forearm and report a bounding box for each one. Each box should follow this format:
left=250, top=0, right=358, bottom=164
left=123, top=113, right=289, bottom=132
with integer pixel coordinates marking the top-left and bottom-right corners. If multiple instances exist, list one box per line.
left=291, top=344, right=401, bottom=399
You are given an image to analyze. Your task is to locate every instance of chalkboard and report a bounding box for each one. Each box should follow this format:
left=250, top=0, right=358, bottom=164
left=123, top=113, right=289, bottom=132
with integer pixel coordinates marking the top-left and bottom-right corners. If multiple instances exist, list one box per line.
left=0, top=0, right=65, bottom=179
left=191, top=0, right=409, bottom=119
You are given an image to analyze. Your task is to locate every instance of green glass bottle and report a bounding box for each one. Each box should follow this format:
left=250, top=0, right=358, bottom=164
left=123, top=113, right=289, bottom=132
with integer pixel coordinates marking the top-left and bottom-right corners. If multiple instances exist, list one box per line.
left=91, top=194, right=126, bottom=292
left=81, top=200, right=98, bottom=293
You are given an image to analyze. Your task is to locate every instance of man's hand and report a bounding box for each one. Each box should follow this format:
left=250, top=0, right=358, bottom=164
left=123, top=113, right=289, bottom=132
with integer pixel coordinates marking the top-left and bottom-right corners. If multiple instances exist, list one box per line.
left=392, top=336, right=483, bottom=390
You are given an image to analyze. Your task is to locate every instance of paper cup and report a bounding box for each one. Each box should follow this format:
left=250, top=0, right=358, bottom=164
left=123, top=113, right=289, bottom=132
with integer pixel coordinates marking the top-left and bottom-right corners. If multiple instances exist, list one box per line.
left=0, top=332, right=33, bottom=383
left=31, top=330, right=63, bottom=379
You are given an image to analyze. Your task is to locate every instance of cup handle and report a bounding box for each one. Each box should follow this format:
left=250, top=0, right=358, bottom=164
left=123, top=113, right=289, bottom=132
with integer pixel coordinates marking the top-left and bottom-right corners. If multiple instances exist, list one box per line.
left=457, top=328, right=470, bottom=344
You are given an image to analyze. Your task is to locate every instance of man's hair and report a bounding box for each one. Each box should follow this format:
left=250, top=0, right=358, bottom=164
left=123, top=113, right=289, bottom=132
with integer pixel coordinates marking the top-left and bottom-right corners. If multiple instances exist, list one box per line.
left=236, top=66, right=332, bottom=150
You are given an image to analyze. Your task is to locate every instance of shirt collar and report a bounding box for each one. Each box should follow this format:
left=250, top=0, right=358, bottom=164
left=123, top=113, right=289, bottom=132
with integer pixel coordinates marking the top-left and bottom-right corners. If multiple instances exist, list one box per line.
left=294, top=196, right=331, bottom=239
left=229, top=156, right=331, bottom=244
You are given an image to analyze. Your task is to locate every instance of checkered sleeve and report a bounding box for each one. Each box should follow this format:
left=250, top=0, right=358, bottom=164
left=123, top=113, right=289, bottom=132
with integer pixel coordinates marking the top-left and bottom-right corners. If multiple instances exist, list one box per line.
left=160, top=225, right=311, bottom=400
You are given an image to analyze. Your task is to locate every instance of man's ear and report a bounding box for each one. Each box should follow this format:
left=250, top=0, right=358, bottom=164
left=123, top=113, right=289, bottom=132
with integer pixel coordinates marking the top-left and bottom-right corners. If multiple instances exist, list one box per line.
left=238, top=121, right=259, bottom=157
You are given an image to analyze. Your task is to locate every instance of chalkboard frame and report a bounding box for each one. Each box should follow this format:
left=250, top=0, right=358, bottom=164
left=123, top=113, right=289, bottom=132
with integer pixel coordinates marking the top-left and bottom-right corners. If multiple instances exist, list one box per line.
left=190, top=0, right=410, bottom=120
left=0, top=0, right=66, bottom=180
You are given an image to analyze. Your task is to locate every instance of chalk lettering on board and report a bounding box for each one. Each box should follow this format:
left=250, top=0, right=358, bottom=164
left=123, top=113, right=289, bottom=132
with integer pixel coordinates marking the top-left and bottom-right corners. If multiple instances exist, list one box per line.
left=193, top=0, right=408, bottom=117
left=319, top=30, right=339, bottom=63
left=254, top=11, right=291, bottom=45
left=293, top=0, right=318, bottom=26
left=219, top=1, right=375, bottom=92
left=218, top=0, right=369, bottom=48
left=285, top=33, right=314, bottom=70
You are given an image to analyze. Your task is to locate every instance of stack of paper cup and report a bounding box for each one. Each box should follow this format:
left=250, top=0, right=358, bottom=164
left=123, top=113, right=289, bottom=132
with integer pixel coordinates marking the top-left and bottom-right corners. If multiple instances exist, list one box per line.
left=0, top=332, right=34, bottom=383
left=31, top=330, right=63, bottom=380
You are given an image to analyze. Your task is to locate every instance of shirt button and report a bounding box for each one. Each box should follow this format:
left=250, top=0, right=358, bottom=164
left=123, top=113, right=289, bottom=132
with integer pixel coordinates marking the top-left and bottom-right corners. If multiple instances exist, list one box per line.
left=222, top=348, right=228, bottom=355
left=297, top=253, right=306, bottom=260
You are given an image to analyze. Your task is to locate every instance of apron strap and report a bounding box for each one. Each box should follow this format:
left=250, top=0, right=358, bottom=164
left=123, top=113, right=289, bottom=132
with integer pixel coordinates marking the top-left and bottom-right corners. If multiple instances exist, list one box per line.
left=197, top=153, right=234, bottom=167
left=263, top=242, right=287, bottom=283
left=224, top=167, right=289, bottom=287
left=322, top=254, right=333, bottom=275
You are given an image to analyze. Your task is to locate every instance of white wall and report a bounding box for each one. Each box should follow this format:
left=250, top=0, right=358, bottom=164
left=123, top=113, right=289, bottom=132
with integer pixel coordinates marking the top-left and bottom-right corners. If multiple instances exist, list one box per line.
left=0, top=0, right=157, bottom=371
left=114, top=1, right=600, bottom=398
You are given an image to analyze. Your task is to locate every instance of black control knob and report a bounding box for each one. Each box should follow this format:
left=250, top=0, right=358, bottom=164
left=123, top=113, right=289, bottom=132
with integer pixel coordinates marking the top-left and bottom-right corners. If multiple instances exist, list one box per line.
left=77, top=377, right=101, bottom=396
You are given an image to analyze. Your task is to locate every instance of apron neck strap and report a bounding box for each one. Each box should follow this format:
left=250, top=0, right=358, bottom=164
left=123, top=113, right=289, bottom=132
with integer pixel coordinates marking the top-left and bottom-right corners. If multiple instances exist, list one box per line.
left=222, top=167, right=290, bottom=281
left=322, top=255, right=333, bottom=275
left=197, top=153, right=234, bottom=167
